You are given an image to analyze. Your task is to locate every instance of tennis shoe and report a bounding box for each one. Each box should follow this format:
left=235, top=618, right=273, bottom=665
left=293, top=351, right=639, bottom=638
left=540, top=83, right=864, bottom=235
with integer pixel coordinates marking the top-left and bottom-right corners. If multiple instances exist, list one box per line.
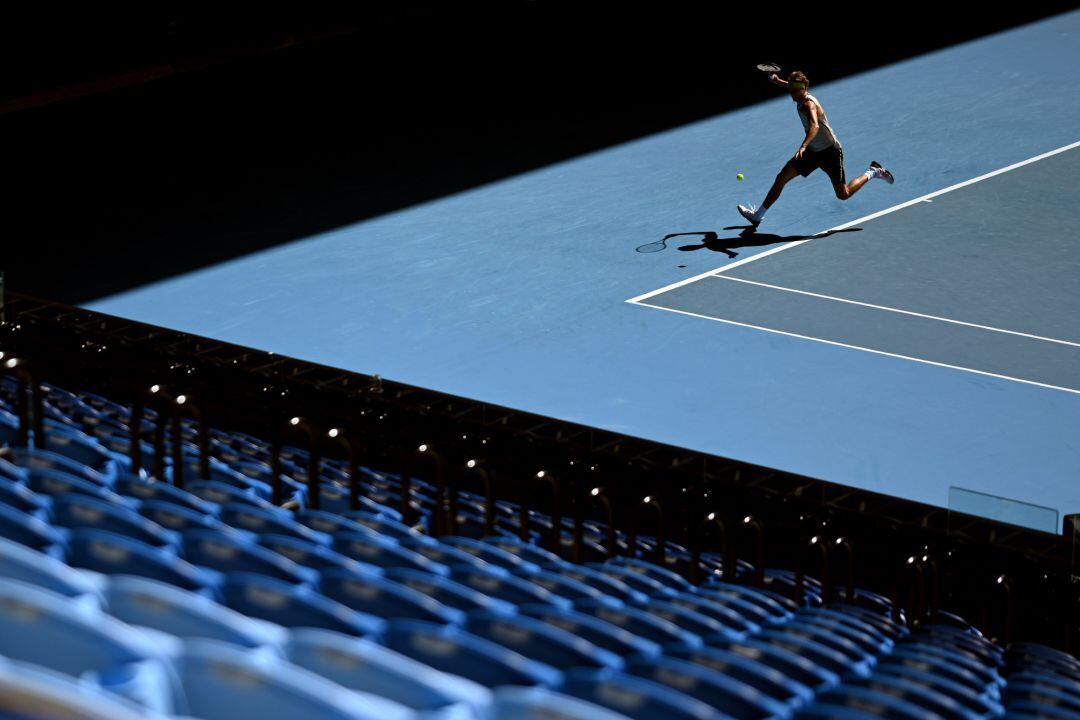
left=737, top=204, right=763, bottom=226
left=870, top=161, right=894, bottom=184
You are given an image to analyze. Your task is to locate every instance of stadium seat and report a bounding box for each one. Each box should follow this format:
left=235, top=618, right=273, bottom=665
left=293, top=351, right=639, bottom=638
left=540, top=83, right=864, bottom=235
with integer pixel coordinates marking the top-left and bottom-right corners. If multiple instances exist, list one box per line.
left=137, top=499, right=245, bottom=539
left=481, top=535, right=566, bottom=567
left=0, top=535, right=102, bottom=599
left=624, top=655, right=792, bottom=719
left=105, top=575, right=287, bottom=650
left=383, top=620, right=563, bottom=688
left=286, top=628, right=492, bottom=714
left=320, top=566, right=466, bottom=624
left=0, top=473, right=52, bottom=515
left=663, top=644, right=815, bottom=708
left=665, top=592, right=765, bottom=635
left=68, top=528, right=221, bottom=596
left=116, top=476, right=218, bottom=515
left=450, top=564, right=572, bottom=609
left=0, top=656, right=171, bottom=720
left=9, top=446, right=116, bottom=487
left=172, top=640, right=414, bottom=720
left=258, top=533, right=380, bottom=574
left=441, top=535, right=542, bottom=575
left=398, top=534, right=494, bottom=569
left=547, top=564, right=650, bottom=605
left=222, top=572, right=385, bottom=637
left=575, top=600, right=703, bottom=649
left=218, top=503, right=331, bottom=545
left=384, top=567, right=517, bottom=616
left=26, top=467, right=131, bottom=508
left=519, top=604, right=664, bottom=660
left=714, top=639, right=841, bottom=690
left=0, top=578, right=176, bottom=712
left=465, top=611, right=622, bottom=670
left=608, top=556, right=695, bottom=593
left=182, top=530, right=319, bottom=586
left=0, top=501, right=67, bottom=556
left=524, top=567, right=623, bottom=607
left=487, top=686, right=635, bottom=720
left=52, top=493, right=179, bottom=548
left=334, top=531, right=451, bottom=576
left=559, top=667, right=719, bottom=720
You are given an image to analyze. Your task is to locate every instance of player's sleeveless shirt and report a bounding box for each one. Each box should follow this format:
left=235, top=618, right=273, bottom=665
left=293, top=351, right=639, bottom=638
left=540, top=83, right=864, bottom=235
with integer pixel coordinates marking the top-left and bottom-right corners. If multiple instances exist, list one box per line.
left=798, top=94, right=841, bottom=151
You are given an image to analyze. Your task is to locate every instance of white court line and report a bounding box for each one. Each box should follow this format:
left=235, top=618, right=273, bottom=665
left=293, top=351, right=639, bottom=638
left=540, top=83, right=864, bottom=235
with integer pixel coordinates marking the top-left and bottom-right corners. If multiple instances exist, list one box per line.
left=627, top=138, right=1080, bottom=303
left=633, top=301, right=1080, bottom=396
left=712, top=275, right=1080, bottom=348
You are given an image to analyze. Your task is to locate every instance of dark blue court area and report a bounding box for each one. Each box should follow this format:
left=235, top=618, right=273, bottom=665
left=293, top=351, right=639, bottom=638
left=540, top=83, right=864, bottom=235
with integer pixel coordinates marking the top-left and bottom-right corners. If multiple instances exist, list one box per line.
left=89, top=12, right=1080, bottom=529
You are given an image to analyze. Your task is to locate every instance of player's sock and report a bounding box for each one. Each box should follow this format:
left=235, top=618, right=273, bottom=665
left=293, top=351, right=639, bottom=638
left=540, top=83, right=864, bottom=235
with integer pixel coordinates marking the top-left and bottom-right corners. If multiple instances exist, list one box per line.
left=755, top=205, right=768, bottom=220
left=863, top=168, right=876, bottom=181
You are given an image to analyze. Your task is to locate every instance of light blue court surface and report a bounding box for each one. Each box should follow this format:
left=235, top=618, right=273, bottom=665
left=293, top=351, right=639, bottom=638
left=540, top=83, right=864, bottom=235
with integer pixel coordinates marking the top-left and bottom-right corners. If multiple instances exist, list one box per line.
left=90, top=12, right=1080, bottom=531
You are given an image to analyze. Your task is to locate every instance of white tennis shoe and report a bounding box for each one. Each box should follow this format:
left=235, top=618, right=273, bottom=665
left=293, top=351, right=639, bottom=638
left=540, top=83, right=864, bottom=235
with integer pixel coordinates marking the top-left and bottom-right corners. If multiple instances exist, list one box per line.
left=737, top=204, right=763, bottom=226
left=870, top=161, right=895, bottom=184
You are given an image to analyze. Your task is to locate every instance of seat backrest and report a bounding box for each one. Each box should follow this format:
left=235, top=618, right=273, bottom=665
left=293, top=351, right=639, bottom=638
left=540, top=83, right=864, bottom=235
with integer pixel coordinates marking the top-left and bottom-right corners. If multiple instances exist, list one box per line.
left=286, top=628, right=491, bottom=712
left=106, top=575, right=286, bottom=650
left=174, top=640, right=415, bottom=720
left=222, top=572, right=385, bottom=637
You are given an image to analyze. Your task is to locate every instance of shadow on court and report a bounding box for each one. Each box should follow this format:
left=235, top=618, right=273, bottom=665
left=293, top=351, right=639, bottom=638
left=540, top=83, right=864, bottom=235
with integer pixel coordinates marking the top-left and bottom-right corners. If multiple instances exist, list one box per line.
left=670, top=226, right=862, bottom=258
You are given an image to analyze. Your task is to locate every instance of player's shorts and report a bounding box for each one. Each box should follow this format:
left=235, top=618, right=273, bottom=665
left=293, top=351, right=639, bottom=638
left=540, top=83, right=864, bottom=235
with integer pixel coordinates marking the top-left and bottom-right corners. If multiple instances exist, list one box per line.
left=786, top=144, right=845, bottom=185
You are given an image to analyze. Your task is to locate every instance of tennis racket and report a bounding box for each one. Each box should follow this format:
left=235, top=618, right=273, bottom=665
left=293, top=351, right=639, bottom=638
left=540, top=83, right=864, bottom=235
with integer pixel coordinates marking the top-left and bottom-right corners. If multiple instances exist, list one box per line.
left=756, top=62, right=781, bottom=74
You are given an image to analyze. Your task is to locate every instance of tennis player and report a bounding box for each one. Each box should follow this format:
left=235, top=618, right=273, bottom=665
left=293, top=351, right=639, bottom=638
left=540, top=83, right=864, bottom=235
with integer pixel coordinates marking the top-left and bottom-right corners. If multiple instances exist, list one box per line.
left=738, top=71, right=893, bottom=227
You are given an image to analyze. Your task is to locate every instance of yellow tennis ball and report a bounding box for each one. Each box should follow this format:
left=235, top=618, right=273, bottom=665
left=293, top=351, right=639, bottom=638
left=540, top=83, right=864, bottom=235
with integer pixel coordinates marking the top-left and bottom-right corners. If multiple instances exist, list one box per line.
left=737, top=173, right=744, bottom=181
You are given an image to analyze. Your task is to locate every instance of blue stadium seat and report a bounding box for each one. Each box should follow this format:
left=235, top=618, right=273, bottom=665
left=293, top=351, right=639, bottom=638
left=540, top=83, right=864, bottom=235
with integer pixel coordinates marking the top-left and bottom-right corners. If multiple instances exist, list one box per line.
left=27, top=467, right=131, bottom=507
left=222, top=572, right=385, bottom=637
left=0, top=473, right=52, bottom=515
left=187, top=480, right=286, bottom=514
left=259, top=533, right=380, bottom=574
left=383, top=620, right=562, bottom=689
left=296, top=508, right=382, bottom=537
left=676, top=588, right=778, bottom=628
left=68, top=528, right=221, bottom=596
left=217, top=503, right=331, bottom=545
left=0, top=535, right=101, bottom=599
left=1005, top=681, right=1080, bottom=716
left=398, top=534, right=494, bottom=569
left=711, top=639, right=841, bottom=691
left=105, top=575, right=286, bottom=650
left=42, top=427, right=116, bottom=475
left=560, top=667, right=718, bottom=720
left=525, top=567, right=623, bottom=608
left=519, top=604, right=664, bottom=660
left=136, top=499, right=245, bottom=539
left=0, top=501, right=67, bottom=555
left=587, top=562, right=680, bottom=599
left=641, top=599, right=744, bottom=645
left=320, top=567, right=465, bottom=624
left=841, top=672, right=979, bottom=719
left=0, top=656, right=171, bottom=720
left=334, top=531, right=451, bottom=576
left=450, top=565, right=572, bottom=609
left=0, top=455, right=30, bottom=483
left=442, top=536, right=542, bottom=575
left=750, top=629, right=871, bottom=678
left=878, top=649, right=998, bottom=699
left=488, top=686, right=635, bottom=720
left=663, top=644, right=815, bottom=709
left=608, top=556, right=694, bottom=593
left=182, top=530, right=319, bottom=585
left=173, top=640, right=414, bottom=720
left=384, top=567, right=517, bottom=616
left=10, top=446, right=116, bottom=487
left=286, top=628, right=492, bottom=714
left=665, top=592, right=764, bottom=636
left=345, top=510, right=424, bottom=541
left=790, top=612, right=891, bottom=656
left=896, top=642, right=1001, bottom=686
left=700, top=580, right=799, bottom=618
left=625, top=655, right=792, bottom=719
left=575, top=600, right=703, bottom=649
left=171, top=456, right=273, bottom=499
left=548, top=563, right=650, bottom=605
left=812, top=684, right=947, bottom=720
left=465, top=611, right=622, bottom=670
left=0, top=578, right=175, bottom=713
left=116, top=476, right=218, bottom=515
left=482, top=535, right=566, bottom=567
left=875, top=664, right=1003, bottom=716
left=51, top=493, right=179, bottom=548
left=760, top=623, right=876, bottom=668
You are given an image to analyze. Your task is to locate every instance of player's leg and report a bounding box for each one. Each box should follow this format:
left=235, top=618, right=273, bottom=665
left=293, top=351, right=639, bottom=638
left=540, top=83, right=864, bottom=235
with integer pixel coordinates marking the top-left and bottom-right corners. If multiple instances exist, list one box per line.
left=739, top=163, right=800, bottom=226
left=834, top=150, right=894, bottom=200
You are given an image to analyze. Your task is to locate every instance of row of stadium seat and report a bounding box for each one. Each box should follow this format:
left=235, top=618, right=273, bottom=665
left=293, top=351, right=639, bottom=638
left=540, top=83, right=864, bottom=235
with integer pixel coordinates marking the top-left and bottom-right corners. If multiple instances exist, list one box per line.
left=0, top=376, right=1078, bottom=719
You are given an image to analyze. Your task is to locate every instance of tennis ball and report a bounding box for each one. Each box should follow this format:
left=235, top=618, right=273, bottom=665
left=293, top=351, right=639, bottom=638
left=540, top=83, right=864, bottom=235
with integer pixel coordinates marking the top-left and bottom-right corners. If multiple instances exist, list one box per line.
left=736, top=173, right=744, bottom=181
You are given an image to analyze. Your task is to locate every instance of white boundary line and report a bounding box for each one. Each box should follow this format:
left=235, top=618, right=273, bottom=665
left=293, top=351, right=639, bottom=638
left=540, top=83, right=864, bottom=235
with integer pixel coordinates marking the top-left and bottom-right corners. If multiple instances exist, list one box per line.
left=711, top=275, right=1080, bottom=348
left=627, top=139, right=1080, bottom=304
left=633, top=300, right=1080, bottom=396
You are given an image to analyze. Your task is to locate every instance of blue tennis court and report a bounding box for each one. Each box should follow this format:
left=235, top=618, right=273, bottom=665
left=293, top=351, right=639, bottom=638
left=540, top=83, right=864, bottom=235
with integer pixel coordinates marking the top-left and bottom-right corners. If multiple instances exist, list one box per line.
left=88, top=11, right=1080, bottom=530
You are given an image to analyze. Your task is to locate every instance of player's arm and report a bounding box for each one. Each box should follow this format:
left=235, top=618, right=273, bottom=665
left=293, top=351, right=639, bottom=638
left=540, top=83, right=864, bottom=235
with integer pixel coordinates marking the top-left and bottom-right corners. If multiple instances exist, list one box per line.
left=769, top=73, right=788, bottom=88
left=795, top=100, right=819, bottom=159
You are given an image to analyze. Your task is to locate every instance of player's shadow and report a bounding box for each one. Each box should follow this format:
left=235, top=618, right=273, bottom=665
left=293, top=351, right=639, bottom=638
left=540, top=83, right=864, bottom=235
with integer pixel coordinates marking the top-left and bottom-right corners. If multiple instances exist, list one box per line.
left=668, top=226, right=861, bottom=258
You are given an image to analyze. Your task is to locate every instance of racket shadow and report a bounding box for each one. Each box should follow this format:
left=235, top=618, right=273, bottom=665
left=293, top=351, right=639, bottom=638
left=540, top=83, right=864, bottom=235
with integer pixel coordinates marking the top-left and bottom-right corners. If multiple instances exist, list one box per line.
left=671, top=226, right=861, bottom=257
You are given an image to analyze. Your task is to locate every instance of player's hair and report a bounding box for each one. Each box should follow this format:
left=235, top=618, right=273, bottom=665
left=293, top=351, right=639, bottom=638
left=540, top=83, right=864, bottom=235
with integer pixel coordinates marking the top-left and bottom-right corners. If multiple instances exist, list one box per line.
left=787, top=71, right=809, bottom=88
